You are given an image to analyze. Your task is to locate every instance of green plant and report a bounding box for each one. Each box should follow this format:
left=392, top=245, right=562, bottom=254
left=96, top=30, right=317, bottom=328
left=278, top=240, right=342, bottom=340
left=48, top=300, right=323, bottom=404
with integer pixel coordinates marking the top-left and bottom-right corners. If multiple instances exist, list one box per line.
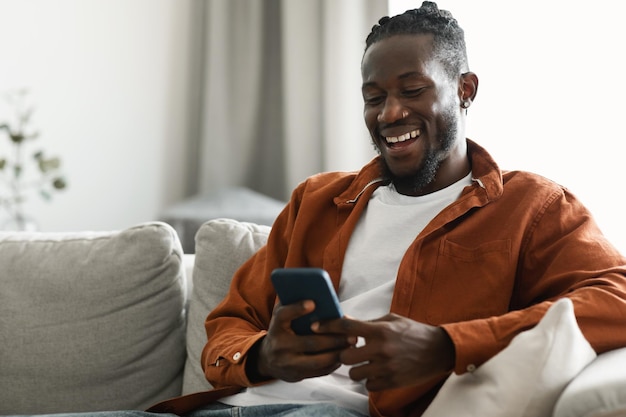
left=0, top=90, right=67, bottom=230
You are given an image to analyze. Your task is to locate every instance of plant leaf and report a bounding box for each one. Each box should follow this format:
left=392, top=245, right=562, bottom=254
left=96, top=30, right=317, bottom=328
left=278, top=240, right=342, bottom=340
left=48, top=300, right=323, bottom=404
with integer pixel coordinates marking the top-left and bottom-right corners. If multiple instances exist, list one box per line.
left=10, top=133, right=24, bottom=143
left=52, top=177, right=67, bottom=190
left=39, top=157, right=61, bottom=172
left=40, top=189, right=51, bottom=200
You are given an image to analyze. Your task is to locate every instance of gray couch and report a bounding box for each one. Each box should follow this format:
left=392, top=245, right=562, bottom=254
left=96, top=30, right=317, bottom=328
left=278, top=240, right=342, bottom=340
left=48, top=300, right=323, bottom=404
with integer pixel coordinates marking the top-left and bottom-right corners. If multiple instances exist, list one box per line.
left=1, top=219, right=625, bottom=417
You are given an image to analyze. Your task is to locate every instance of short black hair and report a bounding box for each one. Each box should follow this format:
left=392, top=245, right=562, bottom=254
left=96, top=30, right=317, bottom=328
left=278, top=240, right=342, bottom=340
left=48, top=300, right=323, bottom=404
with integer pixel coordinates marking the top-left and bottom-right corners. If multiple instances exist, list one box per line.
left=365, top=1, right=469, bottom=77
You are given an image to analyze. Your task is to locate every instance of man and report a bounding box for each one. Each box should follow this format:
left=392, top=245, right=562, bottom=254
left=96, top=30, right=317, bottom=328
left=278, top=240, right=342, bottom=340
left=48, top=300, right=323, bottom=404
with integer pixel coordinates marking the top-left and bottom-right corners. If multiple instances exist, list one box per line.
left=181, top=2, right=626, bottom=417
left=21, top=2, right=626, bottom=417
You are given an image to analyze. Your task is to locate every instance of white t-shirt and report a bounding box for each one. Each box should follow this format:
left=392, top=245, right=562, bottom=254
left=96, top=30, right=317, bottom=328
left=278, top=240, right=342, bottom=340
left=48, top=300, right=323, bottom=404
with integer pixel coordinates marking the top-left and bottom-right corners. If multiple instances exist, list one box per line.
left=220, top=173, right=473, bottom=414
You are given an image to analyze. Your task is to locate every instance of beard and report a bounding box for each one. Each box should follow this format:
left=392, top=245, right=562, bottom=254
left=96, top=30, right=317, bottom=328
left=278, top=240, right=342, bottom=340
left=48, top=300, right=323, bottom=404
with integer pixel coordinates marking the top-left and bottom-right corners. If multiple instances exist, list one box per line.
left=376, top=107, right=459, bottom=194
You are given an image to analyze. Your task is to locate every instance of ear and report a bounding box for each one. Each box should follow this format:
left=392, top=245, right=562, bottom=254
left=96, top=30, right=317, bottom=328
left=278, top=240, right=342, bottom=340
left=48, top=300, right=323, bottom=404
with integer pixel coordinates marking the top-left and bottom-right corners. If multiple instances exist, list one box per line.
left=459, top=72, right=479, bottom=106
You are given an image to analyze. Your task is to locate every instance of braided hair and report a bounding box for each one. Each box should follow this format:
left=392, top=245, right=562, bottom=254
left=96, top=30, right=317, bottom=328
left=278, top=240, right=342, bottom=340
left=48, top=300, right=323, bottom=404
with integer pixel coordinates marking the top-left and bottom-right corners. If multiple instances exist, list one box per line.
left=365, top=1, right=469, bottom=78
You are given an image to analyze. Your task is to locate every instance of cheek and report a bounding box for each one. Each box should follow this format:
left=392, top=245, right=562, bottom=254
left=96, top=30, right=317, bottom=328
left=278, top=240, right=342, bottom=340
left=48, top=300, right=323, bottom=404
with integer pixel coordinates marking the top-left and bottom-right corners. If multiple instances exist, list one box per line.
left=363, top=108, right=378, bottom=132
left=435, top=88, right=461, bottom=111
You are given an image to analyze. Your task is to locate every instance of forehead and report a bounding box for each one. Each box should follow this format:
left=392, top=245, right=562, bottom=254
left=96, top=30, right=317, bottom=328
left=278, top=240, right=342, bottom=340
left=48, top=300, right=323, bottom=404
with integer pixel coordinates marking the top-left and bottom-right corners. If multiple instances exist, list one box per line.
left=361, top=34, right=439, bottom=84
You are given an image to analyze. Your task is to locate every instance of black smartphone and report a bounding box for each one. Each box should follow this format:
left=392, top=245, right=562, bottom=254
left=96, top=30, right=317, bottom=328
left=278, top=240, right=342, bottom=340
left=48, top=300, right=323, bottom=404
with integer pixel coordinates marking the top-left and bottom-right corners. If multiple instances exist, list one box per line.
left=270, top=267, right=344, bottom=335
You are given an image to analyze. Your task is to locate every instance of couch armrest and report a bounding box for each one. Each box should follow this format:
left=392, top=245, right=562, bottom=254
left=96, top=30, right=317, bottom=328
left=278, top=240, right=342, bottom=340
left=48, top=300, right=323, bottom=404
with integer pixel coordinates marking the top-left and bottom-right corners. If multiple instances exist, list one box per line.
left=553, top=347, right=626, bottom=417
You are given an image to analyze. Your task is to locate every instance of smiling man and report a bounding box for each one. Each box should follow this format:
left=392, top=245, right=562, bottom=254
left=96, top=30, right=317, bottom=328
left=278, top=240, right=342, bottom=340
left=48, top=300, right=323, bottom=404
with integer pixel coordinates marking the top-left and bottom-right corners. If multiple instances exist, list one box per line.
left=187, top=3, right=626, bottom=417
left=15, top=2, right=626, bottom=417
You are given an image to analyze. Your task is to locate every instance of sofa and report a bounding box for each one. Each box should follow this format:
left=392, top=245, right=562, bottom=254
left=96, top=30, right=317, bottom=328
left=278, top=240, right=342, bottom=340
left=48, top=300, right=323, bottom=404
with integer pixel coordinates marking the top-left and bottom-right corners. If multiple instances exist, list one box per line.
left=1, top=218, right=625, bottom=417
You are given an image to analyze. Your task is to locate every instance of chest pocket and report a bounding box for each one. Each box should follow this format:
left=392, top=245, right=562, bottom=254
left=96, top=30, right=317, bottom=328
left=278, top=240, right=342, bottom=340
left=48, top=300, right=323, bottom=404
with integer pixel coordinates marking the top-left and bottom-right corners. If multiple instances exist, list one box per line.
left=426, top=238, right=513, bottom=323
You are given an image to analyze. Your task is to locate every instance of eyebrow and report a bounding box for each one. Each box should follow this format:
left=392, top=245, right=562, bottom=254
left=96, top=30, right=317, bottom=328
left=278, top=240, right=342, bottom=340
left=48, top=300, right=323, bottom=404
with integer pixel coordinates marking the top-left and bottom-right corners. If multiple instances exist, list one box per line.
left=362, top=71, right=425, bottom=89
left=398, top=71, right=424, bottom=80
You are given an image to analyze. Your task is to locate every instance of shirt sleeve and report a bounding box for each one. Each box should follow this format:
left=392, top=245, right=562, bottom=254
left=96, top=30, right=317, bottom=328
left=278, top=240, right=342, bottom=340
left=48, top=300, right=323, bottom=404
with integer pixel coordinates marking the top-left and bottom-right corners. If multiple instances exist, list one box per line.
left=444, top=188, right=626, bottom=374
left=200, top=187, right=303, bottom=388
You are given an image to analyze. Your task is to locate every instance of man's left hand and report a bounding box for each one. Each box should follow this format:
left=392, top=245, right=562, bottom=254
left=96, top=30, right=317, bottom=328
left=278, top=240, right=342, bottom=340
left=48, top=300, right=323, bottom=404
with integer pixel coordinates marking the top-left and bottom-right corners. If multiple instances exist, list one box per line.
left=314, top=314, right=455, bottom=391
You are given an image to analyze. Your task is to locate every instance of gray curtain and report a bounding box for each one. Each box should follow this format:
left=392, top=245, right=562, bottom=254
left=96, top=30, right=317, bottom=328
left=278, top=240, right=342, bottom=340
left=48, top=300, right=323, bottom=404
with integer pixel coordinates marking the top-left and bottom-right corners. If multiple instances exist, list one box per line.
left=186, top=0, right=387, bottom=201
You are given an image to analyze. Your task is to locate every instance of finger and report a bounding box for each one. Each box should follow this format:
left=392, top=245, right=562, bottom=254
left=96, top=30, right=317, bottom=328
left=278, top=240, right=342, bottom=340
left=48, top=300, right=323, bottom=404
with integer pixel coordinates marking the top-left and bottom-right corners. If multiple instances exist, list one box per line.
left=348, top=360, right=378, bottom=381
left=339, top=343, right=375, bottom=366
left=348, top=361, right=394, bottom=391
left=281, top=347, right=345, bottom=381
left=298, top=333, right=356, bottom=355
left=364, top=376, right=391, bottom=392
left=310, top=320, right=359, bottom=347
left=271, top=300, right=315, bottom=332
left=315, top=316, right=374, bottom=337
left=295, top=348, right=343, bottom=370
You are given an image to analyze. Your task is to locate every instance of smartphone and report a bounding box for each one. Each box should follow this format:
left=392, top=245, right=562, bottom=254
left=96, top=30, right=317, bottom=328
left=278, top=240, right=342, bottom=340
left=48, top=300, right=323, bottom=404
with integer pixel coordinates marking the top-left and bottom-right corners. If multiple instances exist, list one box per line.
left=270, top=267, right=344, bottom=335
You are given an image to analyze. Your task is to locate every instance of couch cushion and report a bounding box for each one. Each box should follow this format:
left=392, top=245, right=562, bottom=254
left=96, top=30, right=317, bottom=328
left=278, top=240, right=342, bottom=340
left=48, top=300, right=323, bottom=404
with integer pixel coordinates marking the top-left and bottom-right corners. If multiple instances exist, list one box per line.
left=422, top=298, right=597, bottom=417
left=182, top=218, right=270, bottom=394
left=0, top=222, right=186, bottom=413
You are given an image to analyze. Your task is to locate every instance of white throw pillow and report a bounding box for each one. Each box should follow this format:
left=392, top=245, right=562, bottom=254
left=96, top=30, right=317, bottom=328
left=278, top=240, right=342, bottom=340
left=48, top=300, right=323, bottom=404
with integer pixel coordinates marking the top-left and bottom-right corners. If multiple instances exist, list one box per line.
left=422, top=298, right=597, bottom=417
left=0, top=222, right=186, bottom=414
left=553, top=346, right=626, bottom=417
left=182, top=218, right=270, bottom=394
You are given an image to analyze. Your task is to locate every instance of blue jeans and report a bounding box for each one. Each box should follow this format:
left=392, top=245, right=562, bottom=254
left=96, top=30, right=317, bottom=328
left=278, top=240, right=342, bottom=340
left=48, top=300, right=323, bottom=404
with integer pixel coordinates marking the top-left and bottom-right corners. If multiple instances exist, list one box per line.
left=9, top=403, right=368, bottom=417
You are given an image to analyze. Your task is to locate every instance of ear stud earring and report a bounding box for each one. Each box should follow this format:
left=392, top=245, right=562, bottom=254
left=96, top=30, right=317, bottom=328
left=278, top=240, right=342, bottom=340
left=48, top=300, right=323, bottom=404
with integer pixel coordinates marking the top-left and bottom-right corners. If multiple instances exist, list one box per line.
left=461, top=100, right=471, bottom=109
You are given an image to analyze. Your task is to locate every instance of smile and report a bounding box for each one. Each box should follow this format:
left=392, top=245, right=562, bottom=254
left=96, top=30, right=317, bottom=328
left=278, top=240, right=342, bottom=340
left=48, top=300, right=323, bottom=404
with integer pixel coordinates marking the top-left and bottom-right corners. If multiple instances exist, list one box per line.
left=385, top=129, right=421, bottom=144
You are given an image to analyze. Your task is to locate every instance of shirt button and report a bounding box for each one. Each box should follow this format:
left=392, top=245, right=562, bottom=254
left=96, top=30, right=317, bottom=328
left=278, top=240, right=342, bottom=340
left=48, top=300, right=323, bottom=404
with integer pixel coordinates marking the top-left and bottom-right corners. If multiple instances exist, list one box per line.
left=467, top=364, right=476, bottom=372
left=233, top=352, right=241, bottom=361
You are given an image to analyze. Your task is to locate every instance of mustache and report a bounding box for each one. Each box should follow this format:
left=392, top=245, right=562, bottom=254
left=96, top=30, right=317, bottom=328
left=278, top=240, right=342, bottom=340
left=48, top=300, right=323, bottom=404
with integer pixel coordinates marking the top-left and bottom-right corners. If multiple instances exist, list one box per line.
left=377, top=121, right=412, bottom=132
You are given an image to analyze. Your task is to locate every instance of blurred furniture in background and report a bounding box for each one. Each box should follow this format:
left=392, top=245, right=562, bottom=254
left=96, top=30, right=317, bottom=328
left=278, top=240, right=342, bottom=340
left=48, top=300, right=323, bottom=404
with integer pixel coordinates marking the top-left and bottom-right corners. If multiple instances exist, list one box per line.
left=160, top=186, right=284, bottom=253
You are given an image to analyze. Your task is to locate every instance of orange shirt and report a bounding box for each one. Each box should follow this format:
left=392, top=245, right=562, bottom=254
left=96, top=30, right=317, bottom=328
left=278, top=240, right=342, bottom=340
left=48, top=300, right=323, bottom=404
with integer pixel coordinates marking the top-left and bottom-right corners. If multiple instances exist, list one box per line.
left=202, top=140, right=626, bottom=417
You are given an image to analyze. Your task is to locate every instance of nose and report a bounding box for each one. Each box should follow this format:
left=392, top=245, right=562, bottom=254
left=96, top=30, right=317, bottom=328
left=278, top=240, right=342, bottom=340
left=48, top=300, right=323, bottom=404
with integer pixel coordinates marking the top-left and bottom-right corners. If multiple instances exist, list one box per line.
left=377, top=97, right=407, bottom=123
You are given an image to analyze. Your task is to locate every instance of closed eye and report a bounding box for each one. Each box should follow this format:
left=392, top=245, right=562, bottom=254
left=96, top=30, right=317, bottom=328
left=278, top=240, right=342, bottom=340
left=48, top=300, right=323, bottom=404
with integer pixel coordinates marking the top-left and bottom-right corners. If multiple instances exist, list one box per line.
left=363, top=95, right=385, bottom=106
left=402, top=87, right=425, bottom=97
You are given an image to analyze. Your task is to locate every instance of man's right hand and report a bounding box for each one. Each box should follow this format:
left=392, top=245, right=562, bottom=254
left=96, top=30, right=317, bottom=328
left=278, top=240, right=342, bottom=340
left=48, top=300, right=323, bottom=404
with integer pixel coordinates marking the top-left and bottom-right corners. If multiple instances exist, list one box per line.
left=249, top=301, right=356, bottom=383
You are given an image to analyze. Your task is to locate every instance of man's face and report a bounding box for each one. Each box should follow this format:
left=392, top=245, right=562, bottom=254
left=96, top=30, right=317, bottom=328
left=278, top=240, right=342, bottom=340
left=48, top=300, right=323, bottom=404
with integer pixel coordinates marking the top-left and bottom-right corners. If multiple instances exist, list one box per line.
left=362, top=34, right=467, bottom=196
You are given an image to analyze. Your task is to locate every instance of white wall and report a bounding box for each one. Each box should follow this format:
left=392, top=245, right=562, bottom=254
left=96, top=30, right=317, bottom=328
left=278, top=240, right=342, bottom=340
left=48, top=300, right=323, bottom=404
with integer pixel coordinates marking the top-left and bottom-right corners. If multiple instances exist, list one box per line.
left=0, top=0, right=195, bottom=232
left=2, top=0, right=624, bottom=256
left=390, top=0, right=626, bottom=254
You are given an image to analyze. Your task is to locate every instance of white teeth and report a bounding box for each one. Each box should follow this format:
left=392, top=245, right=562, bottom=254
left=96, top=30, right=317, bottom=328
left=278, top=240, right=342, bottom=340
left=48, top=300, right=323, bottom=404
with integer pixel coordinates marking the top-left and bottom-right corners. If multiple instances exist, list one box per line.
left=385, top=129, right=420, bottom=144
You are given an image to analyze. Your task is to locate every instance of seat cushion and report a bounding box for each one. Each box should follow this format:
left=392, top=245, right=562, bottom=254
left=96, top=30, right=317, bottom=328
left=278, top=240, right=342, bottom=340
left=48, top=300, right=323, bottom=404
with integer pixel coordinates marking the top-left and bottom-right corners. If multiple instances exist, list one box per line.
left=182, top=218, right=270, bottom=394
left=0, top=222, right=186, bottom=413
